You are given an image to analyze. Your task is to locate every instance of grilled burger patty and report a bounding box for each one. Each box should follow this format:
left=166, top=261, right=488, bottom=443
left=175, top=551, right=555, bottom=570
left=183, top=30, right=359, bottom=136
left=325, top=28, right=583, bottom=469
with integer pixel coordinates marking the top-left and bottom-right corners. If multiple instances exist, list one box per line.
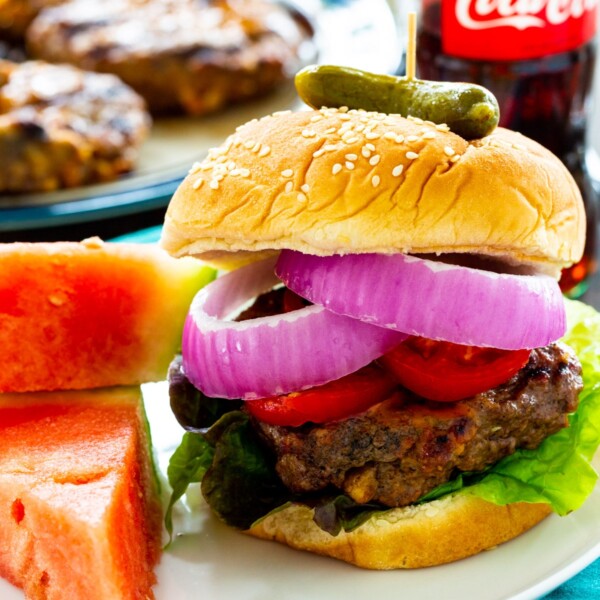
left=26, top=0, right=311, bottom=115
left=253, top=342, right=582, bottom=508
left=0, top=59, right=150, bottom=192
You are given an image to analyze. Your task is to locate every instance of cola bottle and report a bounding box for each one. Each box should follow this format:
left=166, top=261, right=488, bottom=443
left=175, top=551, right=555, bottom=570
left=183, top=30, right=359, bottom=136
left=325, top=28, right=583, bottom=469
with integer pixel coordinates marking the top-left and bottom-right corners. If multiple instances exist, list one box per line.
left=416, top=0, right=599, bottom=297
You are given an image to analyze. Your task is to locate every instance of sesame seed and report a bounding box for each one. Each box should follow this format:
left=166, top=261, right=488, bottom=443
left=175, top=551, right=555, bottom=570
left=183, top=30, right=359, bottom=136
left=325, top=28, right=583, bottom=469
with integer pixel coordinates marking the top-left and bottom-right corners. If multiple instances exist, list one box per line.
left=244, top=140, right=255, bottom=149
left=355, top=123, right=366, bottom=132
left=365, top=131, right=380, bottom=140
left=240, top=168, right=250, bottom=177
left=341, top=129, right=355, bottom=140
left=361, top=146, right=372, bottom=158
left=369, top=155, right=381, bottom=166
left=395, top=135, right=405, bottom=143
left=444, top=146, right=455, bottom=156
left=436, top=123, right=450, bottom=131
left=285, top=181, right=294, bottom=193
left=384, top=132, right=397, bottom=140
left=451, top=154, right=462, bottom=162
left=406, top=135, right=419, bottom=142
left=227, top=161, right=236, bottom=170
left=189, top=161, right=202, bottom=174
left=332, top=163, right=343, bottom=175
left=345, top=137, right=359, bottom=144
left=209, top=180, right=219, bottom=190
left=413, top=117, right=424, bottom=124
left=230, top=169, right=241, bottom=176
left=345, top=161, right=355, bottom=170
left=372, top=175, right=381, bottom=187
left=193, top=178, right=204, bottom=189
left=339, top=114, right=352, bottom=121
left=406, top=151, right=419, bottom=160
left=324, top=144, right=338, bottom=151
left=339, top=106, right=349, bottom=113
left=392, top=165, right=404, bottom=177
left=252, top=142, right=261, bottom=153
left=325, top=127, right=336, bottom=134
left=297, top=192, right=308, bottom=202
left=345, top=153, right=358, bottom=161
left=301, top=184, right=310, bottom=193
left=273, top=110, right=292, bottom=116
left=365, top=143, right=376, bottom=151
left=310, top=114, right=323, bottom=122
left=423, top=131, right=436, bottom=139
left=302, top=129, right=317, bottom=138
left=313, top=149, right=325, bottom=158
left=259, top=145, right=271, bottom=157
left=281, top=169, right=294, bottom=178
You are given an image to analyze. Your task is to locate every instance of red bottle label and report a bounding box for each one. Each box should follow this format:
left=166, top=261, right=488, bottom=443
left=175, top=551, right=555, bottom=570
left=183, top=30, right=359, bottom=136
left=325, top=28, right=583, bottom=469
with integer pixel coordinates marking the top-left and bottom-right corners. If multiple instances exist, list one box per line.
left=442, top=0, right=599, bottom=60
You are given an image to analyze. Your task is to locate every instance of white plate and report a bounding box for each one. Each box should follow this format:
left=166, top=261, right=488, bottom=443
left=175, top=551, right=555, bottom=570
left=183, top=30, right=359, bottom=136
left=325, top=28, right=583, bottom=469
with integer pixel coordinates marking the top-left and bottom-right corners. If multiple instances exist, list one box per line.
left=2, top=380, right=600, bottom=600
left=0, top=0, right=401, bottom=231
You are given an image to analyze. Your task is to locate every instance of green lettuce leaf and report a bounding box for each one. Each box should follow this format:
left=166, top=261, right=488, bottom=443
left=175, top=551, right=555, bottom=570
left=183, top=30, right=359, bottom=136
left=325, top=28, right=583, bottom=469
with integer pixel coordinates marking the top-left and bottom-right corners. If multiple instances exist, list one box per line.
left=166, top=412, right=289, bottom=537
left=165, top=431, right=214, bottom=541
left=200, top=411, right=289, bottom=529
left=312, top=495, right=387, bottom=535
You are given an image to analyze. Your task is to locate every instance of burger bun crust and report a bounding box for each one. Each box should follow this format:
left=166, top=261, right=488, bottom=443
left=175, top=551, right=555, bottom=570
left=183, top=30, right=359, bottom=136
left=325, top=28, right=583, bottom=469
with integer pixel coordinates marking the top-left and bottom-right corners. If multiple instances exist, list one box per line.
left=247, top=494, right=552, bottom=569
left=161, top=109, right=584, bottom=276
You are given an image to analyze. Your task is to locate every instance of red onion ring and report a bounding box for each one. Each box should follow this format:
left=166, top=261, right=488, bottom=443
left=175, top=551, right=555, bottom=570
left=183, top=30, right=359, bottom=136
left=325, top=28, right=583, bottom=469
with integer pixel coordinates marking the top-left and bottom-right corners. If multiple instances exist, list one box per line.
left=275, top=251, right=566, bottom=350
left=182, top=257, right=406, bottom=399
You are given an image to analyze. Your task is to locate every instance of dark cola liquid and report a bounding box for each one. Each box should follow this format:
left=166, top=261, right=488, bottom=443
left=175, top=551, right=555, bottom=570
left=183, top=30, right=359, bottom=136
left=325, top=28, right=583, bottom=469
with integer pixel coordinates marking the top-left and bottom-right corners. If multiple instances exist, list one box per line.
left=417, top=3, right=598, bottom=296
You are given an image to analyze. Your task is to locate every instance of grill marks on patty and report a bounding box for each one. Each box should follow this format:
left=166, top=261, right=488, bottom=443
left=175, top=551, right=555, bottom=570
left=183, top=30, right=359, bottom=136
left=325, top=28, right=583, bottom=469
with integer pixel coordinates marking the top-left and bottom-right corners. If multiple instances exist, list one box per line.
left=26, top=0, right=312, bottom=115
left=253, top=343, right=582, bottom=508
left=0, top=59, right=150, bottom=192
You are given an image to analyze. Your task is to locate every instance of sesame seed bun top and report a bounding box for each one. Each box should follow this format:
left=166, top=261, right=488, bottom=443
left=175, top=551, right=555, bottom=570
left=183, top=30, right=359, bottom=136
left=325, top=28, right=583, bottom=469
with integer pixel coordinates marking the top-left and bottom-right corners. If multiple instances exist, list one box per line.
left=160, top=107, right=584, bottom=277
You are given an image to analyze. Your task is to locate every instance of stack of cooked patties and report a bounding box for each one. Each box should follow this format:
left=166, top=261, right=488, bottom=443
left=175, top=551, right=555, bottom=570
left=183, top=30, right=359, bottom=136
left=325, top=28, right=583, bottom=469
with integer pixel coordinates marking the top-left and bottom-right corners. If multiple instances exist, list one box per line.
left=25, top=0, right=311, bottom=115
left=0, top=0, right=311, bottom=193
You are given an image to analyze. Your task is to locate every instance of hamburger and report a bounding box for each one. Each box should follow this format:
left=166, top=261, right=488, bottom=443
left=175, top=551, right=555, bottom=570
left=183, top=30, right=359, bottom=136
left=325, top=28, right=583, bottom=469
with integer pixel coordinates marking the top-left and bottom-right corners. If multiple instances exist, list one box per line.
left=159, top=105, right=600, bottom=568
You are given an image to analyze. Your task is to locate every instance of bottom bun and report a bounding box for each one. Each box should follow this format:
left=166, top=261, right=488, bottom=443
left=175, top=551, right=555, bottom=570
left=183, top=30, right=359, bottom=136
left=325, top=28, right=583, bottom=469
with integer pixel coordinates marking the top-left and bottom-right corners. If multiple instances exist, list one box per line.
left=246, top=494, right=552, bottom=569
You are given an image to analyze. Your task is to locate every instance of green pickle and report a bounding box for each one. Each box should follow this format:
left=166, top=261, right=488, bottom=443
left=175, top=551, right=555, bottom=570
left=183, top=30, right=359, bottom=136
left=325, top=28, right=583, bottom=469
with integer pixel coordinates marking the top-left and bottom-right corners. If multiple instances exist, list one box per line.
left=295, top=65, right=500, bottom=140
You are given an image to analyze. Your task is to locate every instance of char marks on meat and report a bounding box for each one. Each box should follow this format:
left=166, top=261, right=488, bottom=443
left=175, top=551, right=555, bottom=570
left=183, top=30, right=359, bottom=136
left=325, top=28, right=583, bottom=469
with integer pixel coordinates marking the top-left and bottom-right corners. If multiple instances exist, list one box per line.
left=253, top=343, right=582, bottom=507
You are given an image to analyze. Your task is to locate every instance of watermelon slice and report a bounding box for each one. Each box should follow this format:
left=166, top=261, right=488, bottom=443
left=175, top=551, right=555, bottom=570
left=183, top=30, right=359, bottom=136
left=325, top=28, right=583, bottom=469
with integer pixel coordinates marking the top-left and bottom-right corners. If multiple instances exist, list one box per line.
left=0, top=238, right=214, bottom=392
left=0, top=386, right=162, bottom=600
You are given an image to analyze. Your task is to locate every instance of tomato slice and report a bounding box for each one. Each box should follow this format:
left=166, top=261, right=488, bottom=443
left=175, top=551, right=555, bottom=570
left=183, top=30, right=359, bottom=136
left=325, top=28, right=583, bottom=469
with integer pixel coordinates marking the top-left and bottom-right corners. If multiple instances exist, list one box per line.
left=282, top=288, right=310, bottom=313
left=245, top=364, right=397, bottom=426
left=379, top=337, right=531, bottom=402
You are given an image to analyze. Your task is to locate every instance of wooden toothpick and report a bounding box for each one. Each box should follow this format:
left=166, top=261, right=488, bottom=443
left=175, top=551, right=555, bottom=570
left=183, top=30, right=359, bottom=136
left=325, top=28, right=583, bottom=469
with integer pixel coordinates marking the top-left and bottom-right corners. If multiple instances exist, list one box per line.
left=406, top=11, right=417, bottom=80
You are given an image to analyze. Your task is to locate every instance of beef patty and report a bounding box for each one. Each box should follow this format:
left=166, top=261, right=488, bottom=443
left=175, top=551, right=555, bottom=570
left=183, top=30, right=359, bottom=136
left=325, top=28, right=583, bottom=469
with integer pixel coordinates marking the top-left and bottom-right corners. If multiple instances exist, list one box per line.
left=254, top=342, right=582, bottom=507
left=26, top=0, right=313, bottom=115
left=0, top=59, right=150, bottom=192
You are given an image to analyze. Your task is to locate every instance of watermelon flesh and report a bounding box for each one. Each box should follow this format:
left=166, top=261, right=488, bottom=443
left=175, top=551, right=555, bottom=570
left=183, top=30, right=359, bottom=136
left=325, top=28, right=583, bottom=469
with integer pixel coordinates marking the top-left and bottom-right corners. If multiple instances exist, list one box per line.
left=0, top=387, right=162, bottom=600
left=0, top=238, right=214, bottom=392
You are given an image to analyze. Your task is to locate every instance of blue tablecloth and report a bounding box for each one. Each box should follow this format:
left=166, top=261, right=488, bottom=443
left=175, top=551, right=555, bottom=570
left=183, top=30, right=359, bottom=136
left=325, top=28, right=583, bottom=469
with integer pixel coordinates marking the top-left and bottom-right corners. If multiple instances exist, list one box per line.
left=544, top=560, right=600, bottom=598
